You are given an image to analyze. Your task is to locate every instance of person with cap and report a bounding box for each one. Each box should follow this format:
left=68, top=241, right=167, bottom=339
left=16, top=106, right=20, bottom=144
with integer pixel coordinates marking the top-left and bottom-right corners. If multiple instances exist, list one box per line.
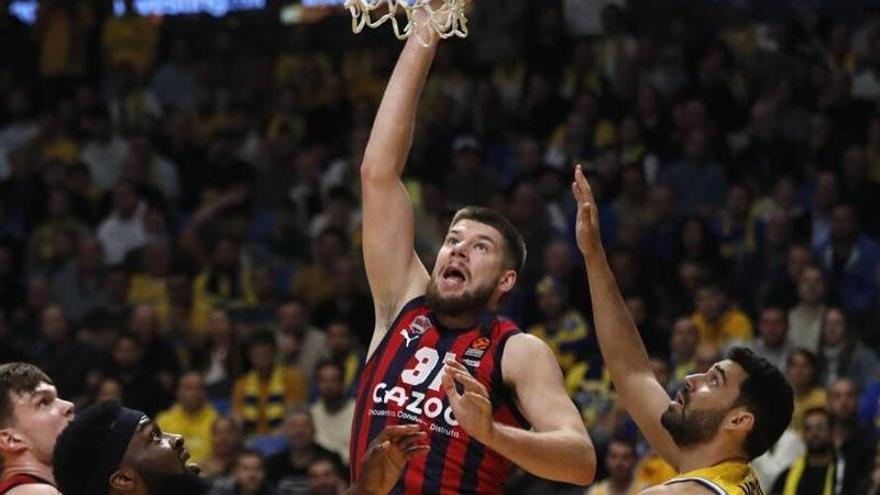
left=52, top=402, right=428, bottom=495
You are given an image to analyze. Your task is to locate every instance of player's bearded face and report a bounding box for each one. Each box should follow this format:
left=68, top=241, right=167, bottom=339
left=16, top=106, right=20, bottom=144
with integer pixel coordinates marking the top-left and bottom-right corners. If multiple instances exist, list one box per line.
left=660, top=386, right=730, bottom=448
left=426, top=273, right=498, bottom=317
left=141, top=466, right=212, bottom=495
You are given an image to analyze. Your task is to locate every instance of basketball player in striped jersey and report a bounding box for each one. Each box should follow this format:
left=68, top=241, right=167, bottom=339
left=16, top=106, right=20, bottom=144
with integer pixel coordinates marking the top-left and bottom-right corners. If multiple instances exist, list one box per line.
left=0, top=363, right=73, bottom=495
left=572, top=165, right=794, bottom=494
left=351, top=17, right=596, bottom=495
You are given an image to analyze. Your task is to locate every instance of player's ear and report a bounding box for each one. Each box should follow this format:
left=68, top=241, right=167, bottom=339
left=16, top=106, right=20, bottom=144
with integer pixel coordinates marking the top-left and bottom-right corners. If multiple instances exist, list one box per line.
left=725, top=408, right=754, bottom=433
left=0, top=428, right=26, bottom=453
left=109, top=466, right=137, bottom=493
left=498, top=269, right=517, bottom=293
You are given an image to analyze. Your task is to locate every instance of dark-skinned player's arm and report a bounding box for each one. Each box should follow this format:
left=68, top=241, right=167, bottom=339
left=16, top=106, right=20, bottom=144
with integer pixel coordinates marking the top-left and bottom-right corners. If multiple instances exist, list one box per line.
left=360, top=34, right=437, bottom=360
left=572, top=164, right=684, bottom=470
left=442, top=335, right=596, bottom=485
left=348, top=424, right=429, bottom=495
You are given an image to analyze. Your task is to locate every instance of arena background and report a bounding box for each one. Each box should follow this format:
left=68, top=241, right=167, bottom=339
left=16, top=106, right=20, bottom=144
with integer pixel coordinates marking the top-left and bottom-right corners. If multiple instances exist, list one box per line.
left=3, top=0, right=880, bottom=493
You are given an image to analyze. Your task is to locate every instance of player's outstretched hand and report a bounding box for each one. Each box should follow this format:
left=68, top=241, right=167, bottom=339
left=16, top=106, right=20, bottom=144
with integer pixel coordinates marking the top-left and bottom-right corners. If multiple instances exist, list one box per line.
left=442, top=360, right=493, bottom=444
left=350, top=424, right=429, bottom=495
left=572, top=164, right=603, bottom=255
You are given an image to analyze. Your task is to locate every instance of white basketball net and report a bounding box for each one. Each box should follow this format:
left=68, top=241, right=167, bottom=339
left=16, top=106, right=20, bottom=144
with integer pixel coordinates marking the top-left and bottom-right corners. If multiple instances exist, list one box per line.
left=344, top=0, right=469, bottom=46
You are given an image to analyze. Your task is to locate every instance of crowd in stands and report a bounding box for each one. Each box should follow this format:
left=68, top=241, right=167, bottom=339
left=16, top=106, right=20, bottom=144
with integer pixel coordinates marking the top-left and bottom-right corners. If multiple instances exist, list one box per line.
left=6, top=0, right=880, bottom=493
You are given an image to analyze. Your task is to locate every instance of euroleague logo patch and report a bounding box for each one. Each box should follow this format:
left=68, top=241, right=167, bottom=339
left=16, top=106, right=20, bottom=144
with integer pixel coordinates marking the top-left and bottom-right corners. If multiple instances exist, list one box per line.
left=464, top=337, right=491, bottom=362
left=400, top=315, right=432, bottom=347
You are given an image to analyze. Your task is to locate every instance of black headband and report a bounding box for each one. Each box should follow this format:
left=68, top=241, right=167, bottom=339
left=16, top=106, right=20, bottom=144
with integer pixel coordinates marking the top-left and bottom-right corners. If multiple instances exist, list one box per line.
left=85, top=407, right=146, bottom=495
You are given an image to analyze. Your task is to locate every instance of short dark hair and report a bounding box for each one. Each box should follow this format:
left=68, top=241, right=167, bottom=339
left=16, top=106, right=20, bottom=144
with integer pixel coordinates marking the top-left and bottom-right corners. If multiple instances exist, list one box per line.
left=727, top=347, right=794, bottom=460
left=315, top=359, right=345, bottom=379
left=803, top=407, right=831, bottom=426
left=234, top=447, right=264, bottom=469
left=608, top=433, right=637, bottom=456
left=0, top=363, right=52, bottom=428
left=247, top=328, right=277, bottom=350
left=451, top=206, right=527, bottom=273
left=53, top=401, right=123, bottom=495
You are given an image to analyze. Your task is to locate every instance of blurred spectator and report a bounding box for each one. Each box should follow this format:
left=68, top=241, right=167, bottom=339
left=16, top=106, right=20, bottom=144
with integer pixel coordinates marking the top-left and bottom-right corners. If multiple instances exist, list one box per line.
left=232, top=330, right=306, bottom=436
left=817, top=307, right=879, bottom=390
left=444, top=136, right=497, bottom=208
left=827, top=378, right=875, bottom=494
left=276, top=299, right=328, bottom=382
left=291, top=228, right=349, bottom=308
left=156, top=371, right=219, bottom=465
left=669, top=316, right=699, bottom=386
left=310, top=360, right=355, bottom=465
left=103, top=331, right=171, bottom=416
left=101, top=0, right=159, bottom=79
left=311, top=255, right=372, bottom=344
left=752, top=427, right=805, bottom=493
left=584, top=435, right=647, bottom=495
left=770, top=408, right=837, bottom=495
left=265, top=408, right=344, bottom=495
left=80, top=107, right=130, bottom=190
left=324, top=320, right=363, bottom=394
left=857, top=442, right=880, bottom=495
left=202, top=416, right=244, bottom=480
left=129, top=302, right=180, bottom=390
left=786, top=349, right=827, bottom=433
left=26, top=188, right=89, bottom=274
left=0, top=90, right=41, bottom=181
left=746, top=306, right=792, bottom=371
left=150, top=36, right=197, bottom=113
left=816, top=204, right=880, bottom=314
left=199, top=308, right=242, bottom=403
left=97, top=181, right=147, bottom=265
left=194, top=235, right=257, bottom=309
left=210, top=448, right=277, bottom=495
left=51, top=236, right=106, bottom=322
left=307, top=457, right=345, bottom=495
left=659, top=127, right=727, bottom=217
left=528, top=275, right=590, bottom=376
left=128, top=241, right=172, bottom=320
left=788, top=266, right=828, bottom=353
left=691, top=284, right=753, bottom=348
left=32, top=304, right=101, bottom=404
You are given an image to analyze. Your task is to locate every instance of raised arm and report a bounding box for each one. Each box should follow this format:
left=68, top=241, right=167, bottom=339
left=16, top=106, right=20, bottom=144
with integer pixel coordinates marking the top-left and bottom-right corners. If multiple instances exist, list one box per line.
left=572, top=165, right=683, bottom=468
left=442, top=335, right=596, bottom=485
left=360, top=35, right=436, bottom=357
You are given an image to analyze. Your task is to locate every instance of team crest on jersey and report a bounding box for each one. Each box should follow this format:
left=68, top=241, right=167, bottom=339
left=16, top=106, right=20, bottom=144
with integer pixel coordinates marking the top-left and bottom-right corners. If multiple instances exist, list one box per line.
left=464, top=337, right=491, bottom=359
left=400, top=315, right=432, bottom=347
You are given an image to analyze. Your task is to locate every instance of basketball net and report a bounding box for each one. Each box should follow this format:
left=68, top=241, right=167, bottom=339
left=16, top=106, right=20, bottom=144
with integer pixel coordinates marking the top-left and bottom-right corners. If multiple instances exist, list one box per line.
left=344, top=0, right=469, bottom=46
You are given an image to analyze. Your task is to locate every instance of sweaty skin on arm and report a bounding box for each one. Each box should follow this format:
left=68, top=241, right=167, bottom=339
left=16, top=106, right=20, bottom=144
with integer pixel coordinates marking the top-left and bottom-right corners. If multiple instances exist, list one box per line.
left=443, top=334, right=596, bottom=485
left=572, top=165, right=684, bottom=469
left=360, top=35, right=436, bottom=360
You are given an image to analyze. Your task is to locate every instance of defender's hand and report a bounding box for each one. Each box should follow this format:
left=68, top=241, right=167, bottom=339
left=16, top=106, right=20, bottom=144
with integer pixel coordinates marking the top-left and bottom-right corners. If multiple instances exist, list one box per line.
left=572, top=164, right=603, bottom=255
left=442, top=360, right=494, bottom=444
left=352, top=424, right=429, bottom=495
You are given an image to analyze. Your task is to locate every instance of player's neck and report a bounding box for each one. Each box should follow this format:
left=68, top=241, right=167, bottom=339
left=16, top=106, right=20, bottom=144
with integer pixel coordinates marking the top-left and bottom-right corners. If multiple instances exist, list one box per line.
left=677, top=443, right=747, bottom=473
left=1, top=453, right=56, bottom=486
left=435, top=313, right=478, bottom=330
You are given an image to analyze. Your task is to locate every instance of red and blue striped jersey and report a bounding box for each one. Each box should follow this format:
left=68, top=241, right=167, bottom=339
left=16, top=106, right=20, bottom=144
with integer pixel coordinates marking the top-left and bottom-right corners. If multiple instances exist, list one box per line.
left=350, top=296, right=529, bottom=495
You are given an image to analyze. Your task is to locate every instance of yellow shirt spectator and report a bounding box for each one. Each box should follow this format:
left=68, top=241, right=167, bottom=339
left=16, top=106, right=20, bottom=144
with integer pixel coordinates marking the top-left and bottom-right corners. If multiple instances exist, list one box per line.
left=232, top=363, right=306, bottom=437
left=102, top=13, right=160, bottom=77
left=156, top=403, right=218, bottom=465
left=790, top=387, right=827, bottom=433
left=692, top=309, right=753, bottom=348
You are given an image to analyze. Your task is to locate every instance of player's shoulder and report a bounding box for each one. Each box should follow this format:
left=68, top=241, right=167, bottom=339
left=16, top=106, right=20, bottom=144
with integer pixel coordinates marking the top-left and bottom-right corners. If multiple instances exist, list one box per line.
left=640, top=481, right=717, bottom=495
left=6, top=485, right=62, bottom=495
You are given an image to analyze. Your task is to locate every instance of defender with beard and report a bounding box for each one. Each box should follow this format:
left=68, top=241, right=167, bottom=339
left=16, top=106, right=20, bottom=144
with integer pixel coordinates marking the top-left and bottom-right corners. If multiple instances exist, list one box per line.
left=572, top=165, right=794, bottom=494
left=53, top=402, right=430, bottom=495
left=351, top=16, right=595, bottom=495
